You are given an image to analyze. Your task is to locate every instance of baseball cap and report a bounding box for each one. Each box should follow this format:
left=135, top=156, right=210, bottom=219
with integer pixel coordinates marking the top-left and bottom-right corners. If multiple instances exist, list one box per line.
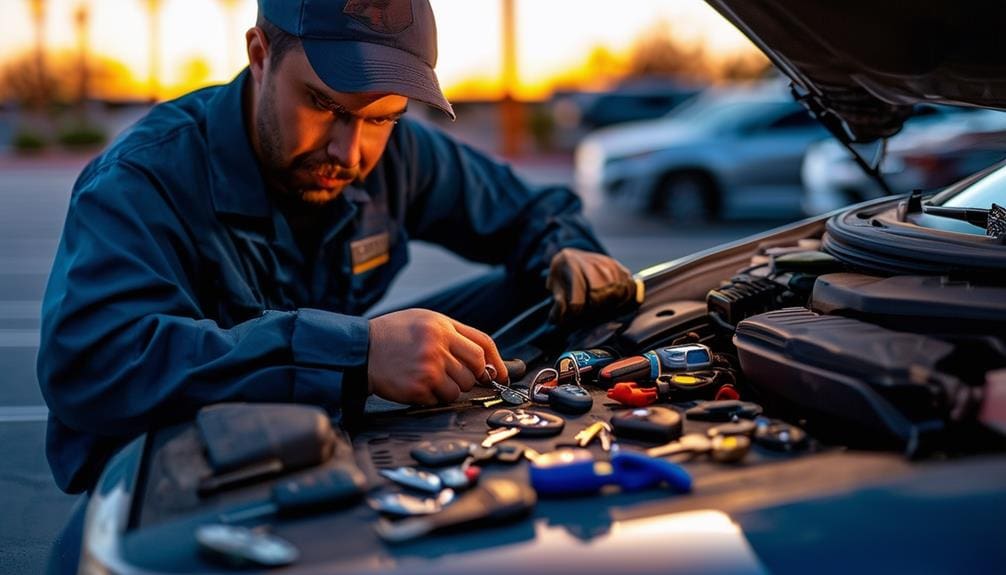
left=259, top=0, right=455, bottom=119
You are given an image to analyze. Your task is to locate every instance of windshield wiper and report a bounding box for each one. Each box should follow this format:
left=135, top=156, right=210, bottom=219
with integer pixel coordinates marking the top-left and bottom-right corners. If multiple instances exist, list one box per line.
left=921, top=203, right=1006, bottom=239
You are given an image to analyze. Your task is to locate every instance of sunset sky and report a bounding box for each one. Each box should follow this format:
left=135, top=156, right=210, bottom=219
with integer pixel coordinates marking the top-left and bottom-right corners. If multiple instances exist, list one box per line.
left=0, top=0, right=759, bottom=100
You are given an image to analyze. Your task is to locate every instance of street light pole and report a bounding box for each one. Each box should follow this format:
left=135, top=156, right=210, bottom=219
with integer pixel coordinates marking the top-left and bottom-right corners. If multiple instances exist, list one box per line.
left=500, top=0, right=524, bottom=158
left=74, top=2, right=91, bottom=108
left=28, top=0, right=47, bottom=108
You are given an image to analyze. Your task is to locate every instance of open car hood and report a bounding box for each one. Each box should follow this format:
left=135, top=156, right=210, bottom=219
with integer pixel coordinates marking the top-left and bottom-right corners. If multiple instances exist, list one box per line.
left=706, top=0, right=1006, bottom=143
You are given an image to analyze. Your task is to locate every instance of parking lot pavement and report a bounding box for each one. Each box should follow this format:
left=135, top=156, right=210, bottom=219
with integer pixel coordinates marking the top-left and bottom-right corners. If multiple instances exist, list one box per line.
left=0, top=157, right=784, bottom=572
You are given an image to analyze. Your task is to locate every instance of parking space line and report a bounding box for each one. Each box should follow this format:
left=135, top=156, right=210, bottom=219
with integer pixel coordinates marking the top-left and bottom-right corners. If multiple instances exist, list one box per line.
left=0, top=405, right=48, bottom=422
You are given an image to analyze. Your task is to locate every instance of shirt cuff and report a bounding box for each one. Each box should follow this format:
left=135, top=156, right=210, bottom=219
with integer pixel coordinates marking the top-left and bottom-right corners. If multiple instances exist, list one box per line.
left=291, top=308, right=370, bottom=369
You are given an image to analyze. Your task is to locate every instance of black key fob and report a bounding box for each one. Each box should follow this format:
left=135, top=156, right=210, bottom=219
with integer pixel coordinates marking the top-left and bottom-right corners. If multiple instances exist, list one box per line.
left=549, top=384, right=593, bottom=414
left=754, top=418, right=809, bottom=452
left=411, top=440, right=473, bottom=467
left=685, top=400, right=763, bottom=422
left=610, top=406, right=683, bottom=443
left=487, top=409, right=565, bottom=437
left=707, top=419, right=757, bottom=437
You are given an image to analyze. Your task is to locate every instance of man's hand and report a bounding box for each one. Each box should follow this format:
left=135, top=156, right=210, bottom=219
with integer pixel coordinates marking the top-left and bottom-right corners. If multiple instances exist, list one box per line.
left=547, top=248, right=639, bottom=325
left=367, top=309, right=507, bottom=406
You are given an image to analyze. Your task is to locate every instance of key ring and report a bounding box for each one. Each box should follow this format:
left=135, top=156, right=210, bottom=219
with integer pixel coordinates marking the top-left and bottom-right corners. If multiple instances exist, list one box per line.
left=529, top=368, right=560, bottom=403
left=555, top=352, right=582, bottom=387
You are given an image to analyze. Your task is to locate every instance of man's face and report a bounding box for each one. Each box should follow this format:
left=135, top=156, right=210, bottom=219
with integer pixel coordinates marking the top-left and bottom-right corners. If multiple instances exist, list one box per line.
left=252, top=46, right=408, bottom=205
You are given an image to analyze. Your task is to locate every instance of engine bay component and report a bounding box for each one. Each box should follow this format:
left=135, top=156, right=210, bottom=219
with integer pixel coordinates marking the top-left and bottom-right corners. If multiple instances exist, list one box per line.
left=707, top=275, right=787, bottom=329
left=811, top=273, right=1006, bottom=335
left=734, top=307, right=981, bottom=454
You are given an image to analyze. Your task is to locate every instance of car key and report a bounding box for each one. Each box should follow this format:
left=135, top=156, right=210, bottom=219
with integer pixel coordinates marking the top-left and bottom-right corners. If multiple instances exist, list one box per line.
left=481, top=426, right=521, bottom=448
left=218, top=467, right=367, bottom=524
left=486, top=408, right=565, bottom=437
left=368, top=489, right=456, bottom=517
left=685, top=400, right=763, bottom=421
left=646, top=433, right=712, bottom=458
left=379, top=467, right=443, bottom=494
left=437, top=466, right=480, bottom=490
left=610, top=406, right=683, bottom=443
left=555, top=348, right=617, bottom=385
left=599, top=344, right=714, bottom=387
left=754, top=418, right=809, bottom=452
left=374, top=478, right=537, bottom=543
left=196, top=524, right=299, bottom=568
left=410, top=439, right=472, bottom=467
left=708, top=420, right=757, bottom=437
left=549, top=383, right=594, bottom=414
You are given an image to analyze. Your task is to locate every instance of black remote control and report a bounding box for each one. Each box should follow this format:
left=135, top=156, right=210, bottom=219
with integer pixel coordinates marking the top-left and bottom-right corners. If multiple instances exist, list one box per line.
left=610, top=406, right=683, bottom=443
left=548, top=384, right=593, bottom=414
left=411, top=439, right=473, bottom=467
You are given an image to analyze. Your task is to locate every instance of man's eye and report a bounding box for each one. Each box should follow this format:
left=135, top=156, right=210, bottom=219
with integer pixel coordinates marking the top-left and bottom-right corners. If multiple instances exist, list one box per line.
left=310, top=93, right=330, bottom=112
left=367, top=117, right=395, bottom=126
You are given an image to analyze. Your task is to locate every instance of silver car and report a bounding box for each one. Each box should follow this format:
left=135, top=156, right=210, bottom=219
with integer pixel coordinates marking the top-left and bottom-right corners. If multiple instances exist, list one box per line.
left=574, top=81, right=829, bottom=221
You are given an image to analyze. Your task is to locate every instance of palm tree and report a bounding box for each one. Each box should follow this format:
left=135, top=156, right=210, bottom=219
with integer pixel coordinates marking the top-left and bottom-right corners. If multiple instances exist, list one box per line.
left=142, top=0, right=163, bottom=102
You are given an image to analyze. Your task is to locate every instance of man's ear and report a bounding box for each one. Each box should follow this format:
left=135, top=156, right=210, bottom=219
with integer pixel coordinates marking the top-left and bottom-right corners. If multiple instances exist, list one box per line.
left=246, top=27, right=270, bottom=84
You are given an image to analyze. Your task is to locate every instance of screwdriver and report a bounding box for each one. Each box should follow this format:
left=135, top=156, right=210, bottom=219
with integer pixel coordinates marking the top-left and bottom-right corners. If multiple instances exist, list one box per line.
left=375, top=478, right=536, bottom=543
left=219, top=467, right=367, bottom=524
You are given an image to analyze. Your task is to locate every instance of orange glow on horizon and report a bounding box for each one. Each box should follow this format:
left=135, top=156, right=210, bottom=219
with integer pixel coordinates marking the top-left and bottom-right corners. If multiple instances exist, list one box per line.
left=0, top=0, right=761, bottom=102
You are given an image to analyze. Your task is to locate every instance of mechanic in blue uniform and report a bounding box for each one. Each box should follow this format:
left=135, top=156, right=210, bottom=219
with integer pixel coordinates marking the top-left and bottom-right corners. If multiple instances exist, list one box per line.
left=39, top=0, right=636, bottom=509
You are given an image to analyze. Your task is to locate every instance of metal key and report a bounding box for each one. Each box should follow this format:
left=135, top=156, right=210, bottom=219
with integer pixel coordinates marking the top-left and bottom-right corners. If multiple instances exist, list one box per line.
left=574, top=422, right=606, bottom=447
left=481, top=427, right=520, bottom=448
left=597, top=426, right=613, bottom=452
left=646, top=433, right=712, bottom=458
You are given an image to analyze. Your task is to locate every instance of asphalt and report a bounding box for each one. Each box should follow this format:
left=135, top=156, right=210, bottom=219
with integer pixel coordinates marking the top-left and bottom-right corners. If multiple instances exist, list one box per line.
left=0, top=156, right=785, bottom=572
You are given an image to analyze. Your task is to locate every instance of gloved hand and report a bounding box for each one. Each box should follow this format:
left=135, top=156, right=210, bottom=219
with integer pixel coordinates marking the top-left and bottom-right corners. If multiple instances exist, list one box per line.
left=546, top=248, right=641, bottom=325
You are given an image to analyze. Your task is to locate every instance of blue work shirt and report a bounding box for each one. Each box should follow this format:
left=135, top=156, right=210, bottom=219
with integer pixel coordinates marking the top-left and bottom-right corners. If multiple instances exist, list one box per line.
left=38, top=70, right=605, bottom=494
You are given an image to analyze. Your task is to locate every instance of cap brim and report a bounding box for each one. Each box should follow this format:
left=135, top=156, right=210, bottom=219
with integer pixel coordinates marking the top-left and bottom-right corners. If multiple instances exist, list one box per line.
left=302, top=39, right=455, bottom=120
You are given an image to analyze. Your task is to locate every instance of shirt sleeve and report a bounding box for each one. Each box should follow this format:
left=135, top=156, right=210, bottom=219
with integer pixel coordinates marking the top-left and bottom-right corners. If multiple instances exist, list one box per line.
left=394, top=119, right=607, bottom=281
left=37, top=161, right=370, bottom=440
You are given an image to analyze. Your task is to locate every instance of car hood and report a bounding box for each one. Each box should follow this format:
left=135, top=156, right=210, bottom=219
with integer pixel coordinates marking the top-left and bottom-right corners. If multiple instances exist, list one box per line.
left=705, top=0, right=1006, bottom=143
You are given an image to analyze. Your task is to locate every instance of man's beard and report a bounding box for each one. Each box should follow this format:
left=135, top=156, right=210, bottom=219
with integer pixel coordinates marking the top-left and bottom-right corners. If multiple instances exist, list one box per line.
left=256, top=80, right=361, bottom=205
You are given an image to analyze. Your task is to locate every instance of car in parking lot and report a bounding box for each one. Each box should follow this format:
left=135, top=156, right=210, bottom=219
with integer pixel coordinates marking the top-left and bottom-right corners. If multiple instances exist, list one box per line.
left=78, top=1, right=1006, bottom=573
left=574, top=81, right=830, bottom=221
left=802, top=104, right=1006, bottom=215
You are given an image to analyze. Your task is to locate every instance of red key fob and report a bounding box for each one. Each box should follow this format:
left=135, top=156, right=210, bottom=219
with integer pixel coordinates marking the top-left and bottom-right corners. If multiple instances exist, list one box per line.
left=598, top=356, right=651, bottom=388
left=607, top=382, right=658, bottom=407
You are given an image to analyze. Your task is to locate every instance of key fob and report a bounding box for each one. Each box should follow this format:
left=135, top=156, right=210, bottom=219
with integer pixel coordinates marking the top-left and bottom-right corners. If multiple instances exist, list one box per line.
left=610, top=406, right=683, bottom=443
left=379, top=467, right=443, bottom=493
left=549, top=384, right=593, bottom=414
left=196, top=524, right=299, bottom=568
left=685, top=400, right=763, bottom=422
left=487, top=409, right=565, bottom=437
left=754, top=418, right=809, bottom=452
left=707, top=420, right=757, bottom=437
left=495, top=443, right=526, bottom=464
left=411, top=439, right=473, bottom=467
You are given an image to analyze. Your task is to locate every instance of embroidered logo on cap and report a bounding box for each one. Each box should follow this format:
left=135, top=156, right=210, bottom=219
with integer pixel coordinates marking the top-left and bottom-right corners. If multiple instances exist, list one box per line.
left=343, top=0, right=414, bottom=34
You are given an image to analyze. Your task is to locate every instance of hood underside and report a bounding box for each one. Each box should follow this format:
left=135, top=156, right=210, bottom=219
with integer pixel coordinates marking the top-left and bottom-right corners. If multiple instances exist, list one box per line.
left=706, top=0, right=1006, bottom=143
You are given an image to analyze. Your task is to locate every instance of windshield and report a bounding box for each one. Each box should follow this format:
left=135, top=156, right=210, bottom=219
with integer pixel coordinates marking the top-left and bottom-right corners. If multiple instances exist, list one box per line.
left=913, top=162, right=1006, bottom=235
left=666, top=96, right=796, bottom=134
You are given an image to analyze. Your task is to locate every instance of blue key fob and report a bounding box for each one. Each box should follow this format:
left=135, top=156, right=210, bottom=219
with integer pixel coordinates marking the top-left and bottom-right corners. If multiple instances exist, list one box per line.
left=549, top=384, right=593, bottom=414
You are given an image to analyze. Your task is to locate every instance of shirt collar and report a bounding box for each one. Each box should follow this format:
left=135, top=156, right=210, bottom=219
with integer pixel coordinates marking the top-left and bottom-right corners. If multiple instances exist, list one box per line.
left=206, top=68, right=272, bottom=219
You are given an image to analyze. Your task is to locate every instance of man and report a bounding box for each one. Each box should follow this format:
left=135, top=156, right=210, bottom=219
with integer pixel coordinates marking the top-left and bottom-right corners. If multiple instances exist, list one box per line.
left=38, top=0, right=636, bottom=499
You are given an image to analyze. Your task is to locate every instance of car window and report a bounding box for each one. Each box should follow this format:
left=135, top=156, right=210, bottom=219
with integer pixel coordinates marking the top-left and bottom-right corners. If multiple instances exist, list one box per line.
left=913, top=161, right=1006, bottom=234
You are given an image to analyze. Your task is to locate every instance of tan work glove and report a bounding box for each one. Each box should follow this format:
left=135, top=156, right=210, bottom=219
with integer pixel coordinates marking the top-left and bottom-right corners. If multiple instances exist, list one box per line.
left=546, top=248, right=642, bottom=325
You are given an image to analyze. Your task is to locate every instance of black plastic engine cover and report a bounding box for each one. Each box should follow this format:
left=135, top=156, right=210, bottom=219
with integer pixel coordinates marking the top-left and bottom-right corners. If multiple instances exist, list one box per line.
left=734, top=307, right=966, bottom=454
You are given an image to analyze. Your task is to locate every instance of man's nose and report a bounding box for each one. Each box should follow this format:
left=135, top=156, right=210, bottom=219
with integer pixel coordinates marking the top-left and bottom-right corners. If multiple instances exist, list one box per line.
left=326, top=118, right=364, bottom=168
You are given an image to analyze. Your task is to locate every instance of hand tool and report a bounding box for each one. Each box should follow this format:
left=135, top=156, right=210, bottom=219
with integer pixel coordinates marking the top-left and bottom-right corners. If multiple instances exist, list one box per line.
left=555, top=348, right=617, bottom=385
left=598, top=344, right=713, bottom=387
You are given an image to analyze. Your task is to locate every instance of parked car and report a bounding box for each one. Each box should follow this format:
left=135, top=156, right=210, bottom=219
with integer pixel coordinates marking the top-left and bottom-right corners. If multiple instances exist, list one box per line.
left=79, top=1, right=1006, bottom=573
left=802, top=104, right=1006, bottom=214
left=574, top=81, right=830, bottom=220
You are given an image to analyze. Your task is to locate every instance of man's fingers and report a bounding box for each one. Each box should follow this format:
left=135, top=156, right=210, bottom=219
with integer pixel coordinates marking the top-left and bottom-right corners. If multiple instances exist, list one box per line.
left=446, top=329, right=489, bottom=383
left=431, top=374, right=463, bottom=403
left=444, top=356, right=477, bottom=392
left=450, top=320, right=507, bottom=382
